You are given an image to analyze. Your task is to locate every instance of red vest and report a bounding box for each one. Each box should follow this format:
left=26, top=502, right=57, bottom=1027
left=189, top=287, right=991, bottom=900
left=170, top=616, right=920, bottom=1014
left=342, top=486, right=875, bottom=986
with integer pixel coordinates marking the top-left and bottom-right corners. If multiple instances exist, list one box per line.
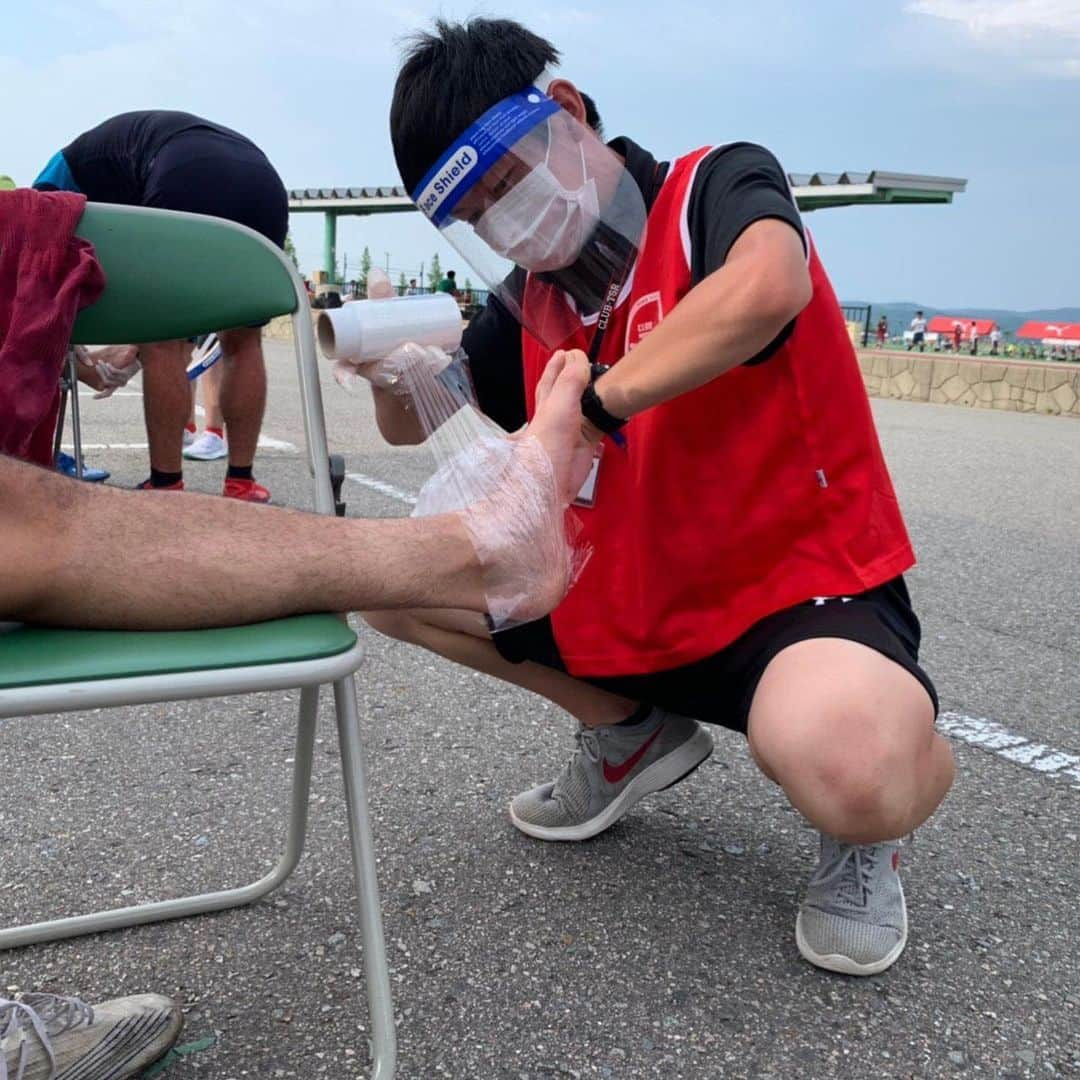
left=521, top=147, right=915, bottom=677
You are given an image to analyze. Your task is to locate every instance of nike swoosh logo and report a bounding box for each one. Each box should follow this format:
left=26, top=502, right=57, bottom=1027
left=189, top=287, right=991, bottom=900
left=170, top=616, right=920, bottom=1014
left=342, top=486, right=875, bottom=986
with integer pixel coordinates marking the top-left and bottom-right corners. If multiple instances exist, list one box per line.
left=602, top=725, right=664, bottom=785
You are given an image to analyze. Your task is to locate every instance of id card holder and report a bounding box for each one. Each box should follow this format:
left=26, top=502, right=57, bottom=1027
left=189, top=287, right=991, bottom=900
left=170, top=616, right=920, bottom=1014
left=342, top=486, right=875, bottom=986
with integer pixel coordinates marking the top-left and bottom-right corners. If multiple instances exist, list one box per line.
left=572, top=442, right=604, bottom=508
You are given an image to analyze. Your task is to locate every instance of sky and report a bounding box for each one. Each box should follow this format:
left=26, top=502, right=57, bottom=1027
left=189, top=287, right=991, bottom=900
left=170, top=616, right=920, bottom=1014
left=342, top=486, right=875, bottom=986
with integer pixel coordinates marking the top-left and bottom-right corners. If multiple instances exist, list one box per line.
left=4, top=0, right=1078, bottom=311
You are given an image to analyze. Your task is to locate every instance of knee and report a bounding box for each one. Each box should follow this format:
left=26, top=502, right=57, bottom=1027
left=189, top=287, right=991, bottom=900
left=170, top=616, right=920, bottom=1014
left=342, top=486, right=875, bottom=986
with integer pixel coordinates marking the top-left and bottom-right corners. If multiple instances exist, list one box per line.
left=807, top=737, right=918, bottom=842
left=752, top=701, right=940, bottom=843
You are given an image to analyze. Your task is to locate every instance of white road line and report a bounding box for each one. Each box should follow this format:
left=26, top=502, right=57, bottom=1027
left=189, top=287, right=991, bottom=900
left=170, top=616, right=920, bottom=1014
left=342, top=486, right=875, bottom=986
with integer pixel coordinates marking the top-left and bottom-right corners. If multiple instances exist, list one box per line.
left=255, top=435, right=298, bottom=451
left=61, top=435, right=297, bottom=452
left=345, top=472, right=417, bottom=506
left=938, top=711, right=1080, bottom=790
left=77, top=390, right=143, bottom=398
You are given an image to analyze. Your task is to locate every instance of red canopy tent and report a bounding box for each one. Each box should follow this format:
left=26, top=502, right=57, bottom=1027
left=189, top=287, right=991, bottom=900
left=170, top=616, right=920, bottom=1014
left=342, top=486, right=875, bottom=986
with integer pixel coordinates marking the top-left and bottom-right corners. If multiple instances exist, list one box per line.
left=1016, top=321, right=1080, bottom=345
left=926, top=316, right=998, bottom=341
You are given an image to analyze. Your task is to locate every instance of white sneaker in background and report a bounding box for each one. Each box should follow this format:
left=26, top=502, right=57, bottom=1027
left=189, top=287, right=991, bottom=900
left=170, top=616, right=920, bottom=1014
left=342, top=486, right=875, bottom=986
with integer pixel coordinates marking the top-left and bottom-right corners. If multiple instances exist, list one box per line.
left=183, top=431, right=228, bottom=461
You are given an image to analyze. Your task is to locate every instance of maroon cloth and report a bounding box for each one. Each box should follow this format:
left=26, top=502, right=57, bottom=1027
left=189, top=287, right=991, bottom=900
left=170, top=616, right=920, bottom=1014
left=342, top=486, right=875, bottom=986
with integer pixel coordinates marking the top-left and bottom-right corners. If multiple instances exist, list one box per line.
left=0, top=189, right=106, bottom=464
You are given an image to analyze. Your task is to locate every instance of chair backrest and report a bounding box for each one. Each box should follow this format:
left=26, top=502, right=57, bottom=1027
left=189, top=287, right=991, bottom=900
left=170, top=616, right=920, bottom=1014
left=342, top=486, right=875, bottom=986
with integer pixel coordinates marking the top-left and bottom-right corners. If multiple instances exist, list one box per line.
left=72, top=204, right=298, bottom=344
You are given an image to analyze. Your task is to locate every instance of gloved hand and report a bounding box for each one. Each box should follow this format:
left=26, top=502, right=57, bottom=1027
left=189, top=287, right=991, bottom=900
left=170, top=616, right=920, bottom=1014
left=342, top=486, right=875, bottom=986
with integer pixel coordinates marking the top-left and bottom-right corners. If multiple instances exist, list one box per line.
left=88, top=345, right=141, bottom=399
left=332, top=342, right=452, bottom=395
left=331, top=268, right=453, bottom=395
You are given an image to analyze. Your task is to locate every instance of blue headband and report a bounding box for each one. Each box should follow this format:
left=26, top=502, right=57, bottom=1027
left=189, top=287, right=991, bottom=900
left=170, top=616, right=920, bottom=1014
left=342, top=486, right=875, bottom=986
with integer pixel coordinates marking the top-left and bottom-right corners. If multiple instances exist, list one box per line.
left=411, top=86, right=559, bottom=226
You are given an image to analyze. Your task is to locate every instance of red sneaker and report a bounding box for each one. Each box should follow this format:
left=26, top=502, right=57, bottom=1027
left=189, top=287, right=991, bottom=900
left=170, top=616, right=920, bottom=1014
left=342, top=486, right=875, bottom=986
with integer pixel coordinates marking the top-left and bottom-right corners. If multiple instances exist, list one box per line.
left=135, top=477, right=185, bottom=491
left=223, top=477, right=271, bottom=503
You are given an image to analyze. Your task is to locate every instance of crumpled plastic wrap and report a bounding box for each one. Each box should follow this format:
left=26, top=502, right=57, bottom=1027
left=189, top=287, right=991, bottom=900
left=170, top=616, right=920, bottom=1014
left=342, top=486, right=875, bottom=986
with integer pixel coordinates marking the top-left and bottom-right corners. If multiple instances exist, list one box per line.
left=322, top=269, right=589, bottom=625
left=412, top=427, right=589, bottom=627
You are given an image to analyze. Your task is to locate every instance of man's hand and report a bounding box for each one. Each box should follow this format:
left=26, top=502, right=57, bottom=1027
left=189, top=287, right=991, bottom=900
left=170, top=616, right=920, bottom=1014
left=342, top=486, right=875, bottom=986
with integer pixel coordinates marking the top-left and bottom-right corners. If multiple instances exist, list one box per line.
left=333, top=343, right=452, bottom=396
left=73, top=345, right=141, bottom=398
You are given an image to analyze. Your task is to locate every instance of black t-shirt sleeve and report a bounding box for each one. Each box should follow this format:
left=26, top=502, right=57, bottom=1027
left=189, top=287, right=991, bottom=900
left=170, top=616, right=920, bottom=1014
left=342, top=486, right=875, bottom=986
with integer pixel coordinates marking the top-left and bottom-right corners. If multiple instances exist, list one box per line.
left=461, top=288, right=527, bottom=432
left=686, top=142, right=806, bottom=364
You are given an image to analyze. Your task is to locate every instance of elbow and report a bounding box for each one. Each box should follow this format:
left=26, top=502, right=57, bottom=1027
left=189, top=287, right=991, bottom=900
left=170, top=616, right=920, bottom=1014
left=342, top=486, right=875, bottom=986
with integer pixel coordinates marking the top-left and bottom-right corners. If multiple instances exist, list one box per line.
left=763, top=263, right=812, bottom=327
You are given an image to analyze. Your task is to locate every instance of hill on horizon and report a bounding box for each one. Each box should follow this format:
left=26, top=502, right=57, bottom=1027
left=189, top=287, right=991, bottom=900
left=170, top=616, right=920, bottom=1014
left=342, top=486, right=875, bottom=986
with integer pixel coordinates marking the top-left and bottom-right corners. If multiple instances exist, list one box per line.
left=843, top=302, right=1080, bottom=337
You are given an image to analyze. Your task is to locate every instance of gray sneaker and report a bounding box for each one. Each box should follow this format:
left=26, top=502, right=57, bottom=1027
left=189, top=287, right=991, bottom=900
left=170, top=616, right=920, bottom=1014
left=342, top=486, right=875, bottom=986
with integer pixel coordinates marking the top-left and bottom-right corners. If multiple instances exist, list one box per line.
left=1, top=992, right=182, bottom=1080
left=796, top=834, right=908, bottom=975
left=509, top=710, right=714, bottom=841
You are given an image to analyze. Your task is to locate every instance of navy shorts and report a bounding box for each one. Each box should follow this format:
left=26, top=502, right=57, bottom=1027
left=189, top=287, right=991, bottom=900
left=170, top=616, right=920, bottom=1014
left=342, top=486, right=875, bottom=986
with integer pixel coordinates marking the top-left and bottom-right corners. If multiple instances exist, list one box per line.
left=144, top=129, right=288, bottom=249
left=492, top=576, right=939, bottom=735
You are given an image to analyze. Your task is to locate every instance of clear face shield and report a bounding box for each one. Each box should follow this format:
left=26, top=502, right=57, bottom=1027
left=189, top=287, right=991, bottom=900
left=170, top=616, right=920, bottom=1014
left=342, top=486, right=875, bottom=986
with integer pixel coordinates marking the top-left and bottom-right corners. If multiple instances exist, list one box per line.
left=410, top=81, right=647, bottom=352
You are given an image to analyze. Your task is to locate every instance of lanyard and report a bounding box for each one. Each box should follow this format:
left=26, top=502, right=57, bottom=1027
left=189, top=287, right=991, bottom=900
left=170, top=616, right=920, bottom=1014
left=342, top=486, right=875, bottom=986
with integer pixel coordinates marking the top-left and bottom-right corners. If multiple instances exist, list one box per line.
left=585, top=161, right=665, bottom=365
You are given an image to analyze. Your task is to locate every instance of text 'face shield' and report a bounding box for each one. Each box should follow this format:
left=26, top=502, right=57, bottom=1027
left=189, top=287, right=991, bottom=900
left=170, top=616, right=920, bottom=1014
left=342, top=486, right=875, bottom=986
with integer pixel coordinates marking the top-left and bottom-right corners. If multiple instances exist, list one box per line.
left=411, top=85, right=647, bottom=352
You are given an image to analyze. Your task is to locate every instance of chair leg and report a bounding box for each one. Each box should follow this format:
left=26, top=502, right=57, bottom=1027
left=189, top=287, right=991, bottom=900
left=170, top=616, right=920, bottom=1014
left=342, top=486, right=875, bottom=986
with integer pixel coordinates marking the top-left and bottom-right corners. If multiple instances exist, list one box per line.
left=68, top=352, right=85, bottom=479
left=333, top=676, right=397, bottom=1080
left=0, top=685, right=320, bottom=951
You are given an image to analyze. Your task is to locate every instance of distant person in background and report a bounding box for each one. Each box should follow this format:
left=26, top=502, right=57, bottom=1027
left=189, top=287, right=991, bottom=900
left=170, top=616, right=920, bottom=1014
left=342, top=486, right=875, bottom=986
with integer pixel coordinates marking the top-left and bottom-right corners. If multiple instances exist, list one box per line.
left=990, top=327, right=1001, bottom=356
left=436, top=268, right=458, bottom=295
left=875, top=315, right=888, bottom=347
left=908, top=311, right=927, bottom=351
left=406, top=277, right=420, bottom=295
left=952, top=322, right=962, bottom=354
left=969, top=321, right=979, bottom=356
left=34, top=110, right=287, bottom=502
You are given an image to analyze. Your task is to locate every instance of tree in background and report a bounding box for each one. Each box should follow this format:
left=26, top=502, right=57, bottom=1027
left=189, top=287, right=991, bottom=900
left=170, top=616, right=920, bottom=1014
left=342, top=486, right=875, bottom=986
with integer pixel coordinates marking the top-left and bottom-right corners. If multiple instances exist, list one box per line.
left=359, top=246, right=373, bottom=292
left=284, top=233, right=300, bottom=271
left=398, top=271, right=408, bottom=295
left=428, top=252, right=442, bottom=292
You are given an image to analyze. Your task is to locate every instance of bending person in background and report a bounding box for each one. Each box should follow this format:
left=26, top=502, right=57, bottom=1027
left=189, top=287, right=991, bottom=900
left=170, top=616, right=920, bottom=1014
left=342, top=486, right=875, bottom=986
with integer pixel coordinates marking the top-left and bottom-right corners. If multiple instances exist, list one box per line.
left=34, top=111, right=287, bottom=502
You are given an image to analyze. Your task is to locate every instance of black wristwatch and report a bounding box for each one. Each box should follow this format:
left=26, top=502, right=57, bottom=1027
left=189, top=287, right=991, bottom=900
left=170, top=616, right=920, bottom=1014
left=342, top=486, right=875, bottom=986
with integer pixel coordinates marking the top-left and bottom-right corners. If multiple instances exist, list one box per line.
left=580, top=363, right=627, bottom=435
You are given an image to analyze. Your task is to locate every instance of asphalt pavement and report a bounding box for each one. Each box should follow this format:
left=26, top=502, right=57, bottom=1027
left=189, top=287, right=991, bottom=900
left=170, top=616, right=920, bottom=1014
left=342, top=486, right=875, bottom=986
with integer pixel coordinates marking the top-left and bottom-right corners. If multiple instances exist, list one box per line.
left=1, top=342, right=1077, bottom=1078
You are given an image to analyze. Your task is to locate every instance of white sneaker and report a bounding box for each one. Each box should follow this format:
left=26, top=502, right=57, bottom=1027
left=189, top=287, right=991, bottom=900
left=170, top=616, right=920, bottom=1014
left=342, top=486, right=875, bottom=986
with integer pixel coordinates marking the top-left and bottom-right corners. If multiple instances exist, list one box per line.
left=183, top=431, right=227, bottom=461
left=1, top=992, right=182, bottom=1079
left=182, top=427, right=196, bottom=448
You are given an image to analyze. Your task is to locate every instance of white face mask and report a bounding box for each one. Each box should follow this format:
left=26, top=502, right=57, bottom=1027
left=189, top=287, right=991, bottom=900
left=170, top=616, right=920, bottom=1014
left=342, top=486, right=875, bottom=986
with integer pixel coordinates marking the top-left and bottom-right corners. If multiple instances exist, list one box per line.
left=473, top=141, right=600, bottom=272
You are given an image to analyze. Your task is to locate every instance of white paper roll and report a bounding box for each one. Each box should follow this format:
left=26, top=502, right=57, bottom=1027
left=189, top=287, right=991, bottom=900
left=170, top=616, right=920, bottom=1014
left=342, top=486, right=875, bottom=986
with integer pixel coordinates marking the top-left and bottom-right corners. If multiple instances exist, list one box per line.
left=317, top=293, right=463, bottom=361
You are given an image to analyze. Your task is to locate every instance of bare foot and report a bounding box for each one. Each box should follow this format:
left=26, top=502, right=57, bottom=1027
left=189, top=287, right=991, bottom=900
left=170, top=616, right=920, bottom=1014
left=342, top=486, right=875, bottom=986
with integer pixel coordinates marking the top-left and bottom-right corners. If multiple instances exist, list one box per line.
left=456, top=352, right=593, bottom=624
left=523, top=350, right=593, bottom=503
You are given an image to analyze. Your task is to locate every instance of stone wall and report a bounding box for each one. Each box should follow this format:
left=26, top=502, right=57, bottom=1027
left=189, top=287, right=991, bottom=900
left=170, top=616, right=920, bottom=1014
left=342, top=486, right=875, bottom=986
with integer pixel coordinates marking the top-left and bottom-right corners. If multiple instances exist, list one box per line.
left=264, top=314, right=300, bottom=341
left=262, top=319, right=1080, bottom=420
left=858, top=351, right=1080, bottom=418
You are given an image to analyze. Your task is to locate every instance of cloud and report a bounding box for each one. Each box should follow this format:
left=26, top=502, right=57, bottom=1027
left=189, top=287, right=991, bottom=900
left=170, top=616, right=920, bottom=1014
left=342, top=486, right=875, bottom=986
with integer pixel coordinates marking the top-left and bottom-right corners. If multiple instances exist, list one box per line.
left=907, top=0, right=1080, bottom=76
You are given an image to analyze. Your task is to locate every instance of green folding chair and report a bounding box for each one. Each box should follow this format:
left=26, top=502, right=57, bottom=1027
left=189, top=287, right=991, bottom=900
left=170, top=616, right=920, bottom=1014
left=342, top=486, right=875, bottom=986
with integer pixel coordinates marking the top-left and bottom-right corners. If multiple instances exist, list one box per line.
left=0, top=203, right=396, bottom=1079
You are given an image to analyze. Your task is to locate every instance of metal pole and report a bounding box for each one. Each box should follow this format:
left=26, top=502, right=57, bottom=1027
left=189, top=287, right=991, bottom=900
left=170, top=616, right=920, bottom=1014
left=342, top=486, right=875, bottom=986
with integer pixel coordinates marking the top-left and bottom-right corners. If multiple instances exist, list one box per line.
left=323, top=212, right=337, bottom=281
left=863, top=306, right=872, bottom=348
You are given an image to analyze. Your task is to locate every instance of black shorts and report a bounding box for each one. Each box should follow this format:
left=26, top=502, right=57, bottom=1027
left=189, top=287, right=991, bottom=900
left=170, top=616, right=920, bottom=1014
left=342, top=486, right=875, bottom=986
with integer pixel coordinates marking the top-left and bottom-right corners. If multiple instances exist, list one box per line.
left=144, top=129, right=288, bottom=248
left=493, top=576, right=938, bottom=735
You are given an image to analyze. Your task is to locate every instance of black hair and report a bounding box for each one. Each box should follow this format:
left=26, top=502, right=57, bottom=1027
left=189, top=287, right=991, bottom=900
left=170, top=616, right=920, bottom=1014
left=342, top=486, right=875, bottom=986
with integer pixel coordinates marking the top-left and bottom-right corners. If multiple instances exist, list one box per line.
left=447, top=269, right=456, bottom=279
left=391, top=18, right=561, bottom=192
left=580, top=92, right=603, bottom=138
